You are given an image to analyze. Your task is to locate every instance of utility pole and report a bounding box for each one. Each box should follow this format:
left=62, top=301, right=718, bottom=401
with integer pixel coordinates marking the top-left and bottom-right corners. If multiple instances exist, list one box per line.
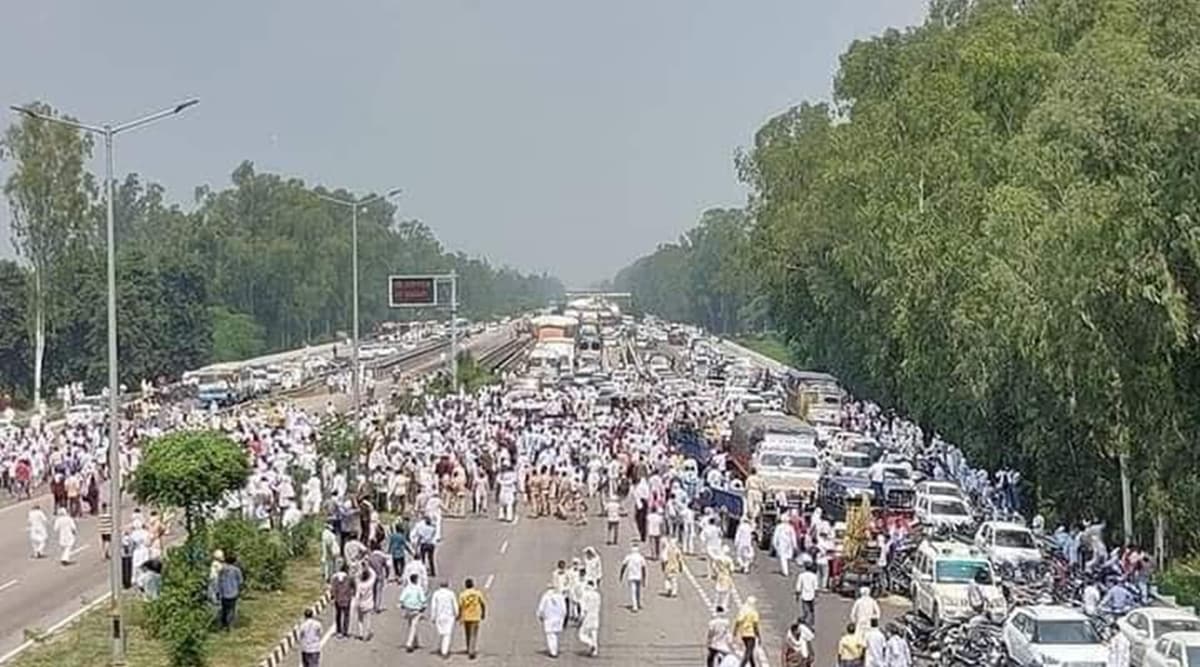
left=11, top=98, right=199, bottom=667
left=450, top=270, right=459, bottom=392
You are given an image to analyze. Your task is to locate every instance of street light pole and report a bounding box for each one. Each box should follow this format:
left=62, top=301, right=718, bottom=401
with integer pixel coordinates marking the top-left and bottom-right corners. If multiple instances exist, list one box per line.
left=10, top=99, right=198, bottom=667
left=350, top=202, right=359, bottom=466
left=314, top=188, right=401, bottom=471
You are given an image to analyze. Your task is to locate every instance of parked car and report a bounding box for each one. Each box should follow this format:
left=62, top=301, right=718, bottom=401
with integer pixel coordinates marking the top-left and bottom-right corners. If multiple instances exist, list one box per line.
left=915, top=494, right=974, bottom=529
left=1003, top=605, right=1107, bottom=667
left=910, top=540, right=1005, bottom=625
left=975, top=521, right=1043, bottom=564
left=1120, top=608, right=1200, bottom=667
left=915, top=480, right=967, bottom=502
left=1144, top=632, right=1200, bottom=667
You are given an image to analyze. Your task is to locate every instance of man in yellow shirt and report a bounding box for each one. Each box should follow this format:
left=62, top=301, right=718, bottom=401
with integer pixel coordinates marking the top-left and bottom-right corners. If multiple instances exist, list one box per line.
left=457, top=578, right=487, bottom=659
left=732, top=597, right=761, bottom=667
left=837, top=623, right=866, bottom=667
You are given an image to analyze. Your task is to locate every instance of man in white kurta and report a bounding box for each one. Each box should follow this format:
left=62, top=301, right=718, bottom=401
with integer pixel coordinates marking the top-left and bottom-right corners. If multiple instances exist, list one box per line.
left=850, top=587, right=881, bottom=634
left=27, top=505, right=49, bottom=558
left=537, top=584, right=567, bottom=658
left=577, top=580, right=602, bottom=656
left=734, top=519, right=755, bottom=573
left=428, top=581, right=458, bottom=657
left=302, top=476, right=322, bottom=516
left=53, top=508, right=77, bottom=564
left=772, top=519, right=797, bottom=578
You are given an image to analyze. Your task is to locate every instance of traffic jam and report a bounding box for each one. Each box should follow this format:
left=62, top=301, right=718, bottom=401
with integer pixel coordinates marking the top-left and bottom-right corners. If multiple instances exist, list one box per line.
left=645, top=321, right=1196, bottom=667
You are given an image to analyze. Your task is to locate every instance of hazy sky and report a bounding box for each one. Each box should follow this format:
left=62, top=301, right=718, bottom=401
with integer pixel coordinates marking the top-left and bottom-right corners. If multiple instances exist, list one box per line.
left=0, top=0, right=927, bottom=285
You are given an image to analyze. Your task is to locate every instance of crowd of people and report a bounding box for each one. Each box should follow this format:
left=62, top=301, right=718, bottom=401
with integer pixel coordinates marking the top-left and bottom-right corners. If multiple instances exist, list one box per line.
left=1, top=326, right=1162, bottom=667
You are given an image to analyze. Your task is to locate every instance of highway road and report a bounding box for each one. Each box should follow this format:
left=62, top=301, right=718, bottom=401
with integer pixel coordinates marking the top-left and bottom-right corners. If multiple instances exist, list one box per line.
left=0, top=329, right=513, bottom=662
left=315, top=498, right=902, bottom=666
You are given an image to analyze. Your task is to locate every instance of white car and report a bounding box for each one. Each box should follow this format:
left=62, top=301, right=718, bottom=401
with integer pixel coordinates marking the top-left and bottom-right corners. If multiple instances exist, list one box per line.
left=1121, top=609, right=1200, bottom=666
left=910, top=540, right=1006, bottom=624
left=1145, top=632, right=1200, bottom=667
left=835, top=451, right=873, bottom=476
left=975, top=521, right=1043, bottom=564
left=916, top=480, right=967, bottom=502
left=1003, top=605, right=1107, bottom=667
left=915, top=494, right=974, bottom=529
left=65, top=404, right=101, bottom=427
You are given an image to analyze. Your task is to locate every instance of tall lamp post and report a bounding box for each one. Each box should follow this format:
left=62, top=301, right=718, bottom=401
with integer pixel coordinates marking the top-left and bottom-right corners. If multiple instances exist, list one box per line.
left=10, top=99, right=199, bottom=666
left=315, top=188, right=402, bottom=465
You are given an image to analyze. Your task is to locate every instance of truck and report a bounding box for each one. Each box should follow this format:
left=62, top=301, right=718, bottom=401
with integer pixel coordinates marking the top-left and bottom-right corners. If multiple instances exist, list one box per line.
left=728, top=412, right=818, bottom=479
left=783, top=370, right=844, bottom=440
left=717, top=412, right=821, bottom=545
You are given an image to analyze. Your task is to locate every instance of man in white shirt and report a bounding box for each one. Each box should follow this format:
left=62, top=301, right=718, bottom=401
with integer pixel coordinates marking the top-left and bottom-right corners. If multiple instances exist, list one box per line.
left=706, top=606, right=732, bottom=667
left=646, top=508, right=664, bottom=560
left=297, top=608, right=322, bottom=667
left=794, top=562, right=819, bottom=628
left=604, top=495, right=622, bottom=545
left=868, top=461, right=886, bottom=507
left=620, top=543, right=648, bottom=612
left=864, top=618, right=887, bottom=667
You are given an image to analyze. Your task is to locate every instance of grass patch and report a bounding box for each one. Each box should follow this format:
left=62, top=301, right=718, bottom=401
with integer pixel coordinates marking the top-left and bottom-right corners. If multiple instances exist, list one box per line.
left=735, top=333, right=792, bottom=365
left=11, top=553, right=324, bottom=667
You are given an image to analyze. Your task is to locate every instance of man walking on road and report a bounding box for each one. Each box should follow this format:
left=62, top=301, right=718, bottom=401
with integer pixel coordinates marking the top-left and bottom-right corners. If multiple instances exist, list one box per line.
left=398, top=573, right=427, bottom=652
left=413, top=516, right=438, bottom=577
left=707, top=605, right=733, bottom=667
left=578, top=580, right=601, bottom=657
left=27, top=504, right=48, bottom=559
left=620, top=542, right=648, bottom=612
left=662, top=536, right=683, bottom=597
left=795, top=563, right=819, bottom=628
left=331, top=564, right=354, bottom=639
left=297, top=608, right=323, bottom=667
left=458, top=577, right=486, bottom=659
left=537, top=580, right=567, bottom=658
left=734, top=597, right=761, bottom=667
left=429, top=580, right=459, bottom=657
left=97, top=503, right=113, bottom=560
left=604, top=495, right=621, bottom=545
left=320, top=522, right=339, bottom=582
left=53, top=507, right=77, bottom=565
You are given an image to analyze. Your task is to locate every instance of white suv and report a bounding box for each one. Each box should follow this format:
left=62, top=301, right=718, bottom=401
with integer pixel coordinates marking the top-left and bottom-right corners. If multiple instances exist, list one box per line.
left=1003, top=605, right=1107, bottom=667
left=914, top=494, right=974, bottom=529
left=910, top=540, right=1006, bottom=624
left=1145, top=632, right=1200, bottom=667
left=975, top=521, right=1043, bottom=564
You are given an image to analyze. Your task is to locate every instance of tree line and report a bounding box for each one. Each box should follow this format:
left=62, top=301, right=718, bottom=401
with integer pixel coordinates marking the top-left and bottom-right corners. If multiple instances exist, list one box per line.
left=0, top=103, right=562, bottom=404
left=617, top=0, right=1200, bottom=556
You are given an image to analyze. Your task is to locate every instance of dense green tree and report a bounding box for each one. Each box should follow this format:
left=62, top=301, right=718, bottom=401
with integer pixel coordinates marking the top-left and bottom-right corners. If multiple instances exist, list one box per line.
left=619, top=0, right=1200, bottom=556
left=130, top=430, right=251, bottom=535
left=0, top=150, right=563, bottom=397
left=209, top=306, right=267, bottom=363
left=0, top=102, right=97, bottom=407
left=0, top=261, right=30, bottom=398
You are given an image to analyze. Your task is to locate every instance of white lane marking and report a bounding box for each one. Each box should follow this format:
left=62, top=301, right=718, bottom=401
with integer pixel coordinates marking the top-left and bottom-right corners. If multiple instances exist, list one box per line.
left=681, top=549, right=772, bottom=667
left=499, top=540, right=508, bottom=555
left=484, top=574, right=495, bottom=590
left=0, top=580, right=17, bottom=593
left=318, top=623, right=337, bottom=648
left=0, top=592, right=112, bottom=664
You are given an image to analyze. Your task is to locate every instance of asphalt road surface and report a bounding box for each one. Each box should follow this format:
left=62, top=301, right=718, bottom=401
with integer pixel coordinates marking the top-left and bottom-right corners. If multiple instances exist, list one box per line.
left=317, top=500, right=905, bottom=667
left=0, top=330, right=513, bottom=662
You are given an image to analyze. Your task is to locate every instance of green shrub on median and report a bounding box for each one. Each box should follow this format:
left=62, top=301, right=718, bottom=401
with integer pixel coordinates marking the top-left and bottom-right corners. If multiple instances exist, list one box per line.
left=145, top=540, right=212, bottom=667
left=208, top=517, right=289, bottom=593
